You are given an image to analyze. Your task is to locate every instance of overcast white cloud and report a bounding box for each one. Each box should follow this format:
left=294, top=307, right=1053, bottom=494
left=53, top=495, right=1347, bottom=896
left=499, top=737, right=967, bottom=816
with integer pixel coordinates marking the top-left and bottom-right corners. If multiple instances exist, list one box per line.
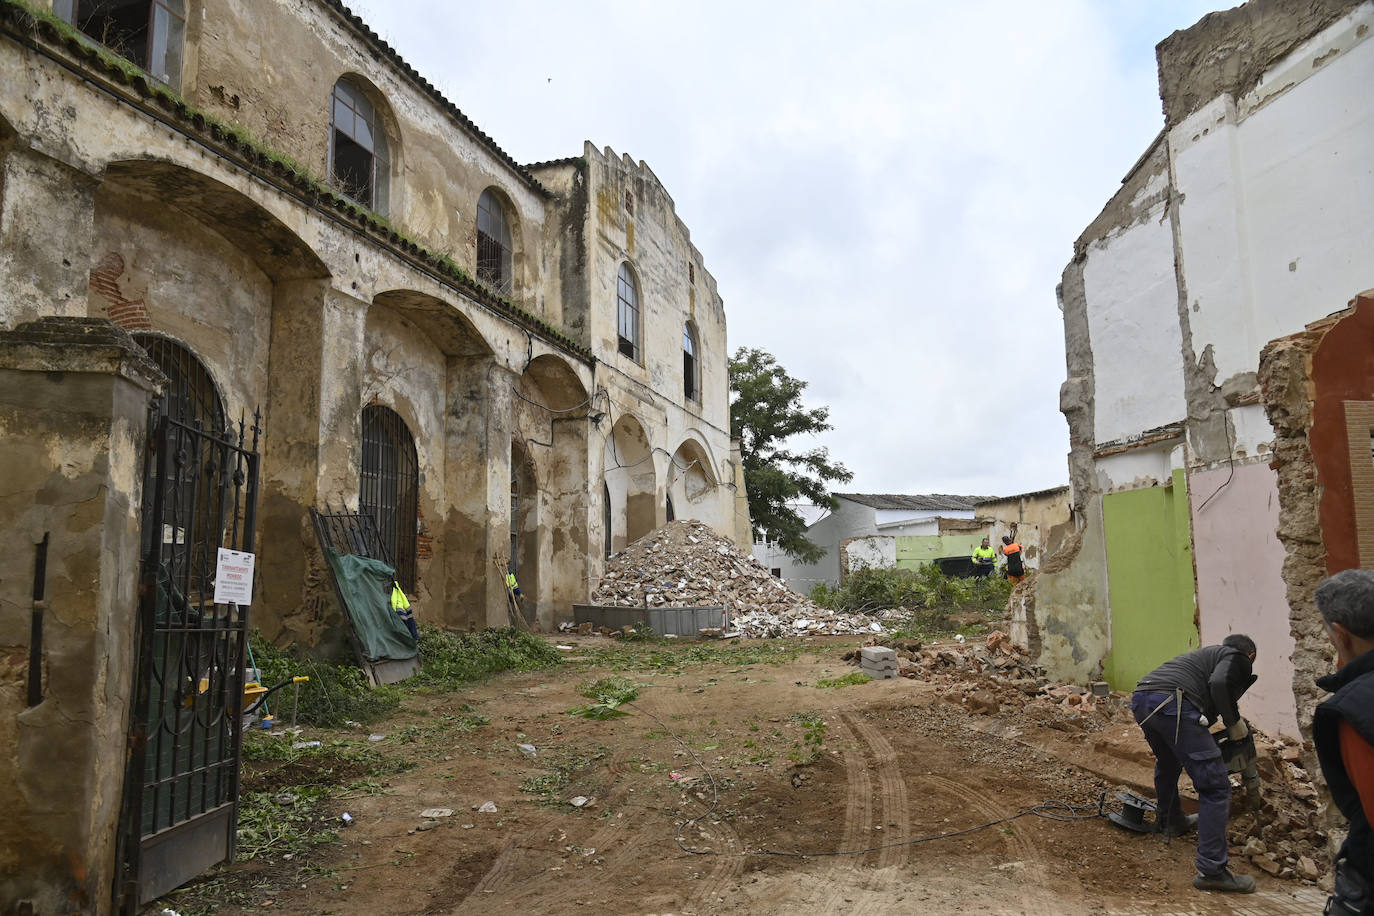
left=347, top=0, right=1220, bottom=499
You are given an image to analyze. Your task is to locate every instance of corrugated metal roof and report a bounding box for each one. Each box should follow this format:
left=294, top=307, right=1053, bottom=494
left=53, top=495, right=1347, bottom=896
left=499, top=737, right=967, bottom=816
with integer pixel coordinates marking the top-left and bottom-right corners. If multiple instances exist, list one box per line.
left=834, top=493, right=994, bottom=511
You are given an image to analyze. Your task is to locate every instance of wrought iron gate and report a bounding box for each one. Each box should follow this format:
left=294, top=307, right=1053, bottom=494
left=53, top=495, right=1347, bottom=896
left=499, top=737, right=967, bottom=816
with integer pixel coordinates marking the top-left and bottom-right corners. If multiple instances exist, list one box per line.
left=120, top=408, right=260, bottom=910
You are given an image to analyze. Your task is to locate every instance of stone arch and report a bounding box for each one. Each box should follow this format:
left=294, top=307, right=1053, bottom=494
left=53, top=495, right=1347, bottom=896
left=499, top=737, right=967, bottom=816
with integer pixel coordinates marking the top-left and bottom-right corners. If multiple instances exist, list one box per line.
left=100, top=160, right=328, bottom=280
left=668, top=435, right=719, bottom=513
left=372, top=289, right=494, bottom=358
left=606, top=412, right=656, bottom=550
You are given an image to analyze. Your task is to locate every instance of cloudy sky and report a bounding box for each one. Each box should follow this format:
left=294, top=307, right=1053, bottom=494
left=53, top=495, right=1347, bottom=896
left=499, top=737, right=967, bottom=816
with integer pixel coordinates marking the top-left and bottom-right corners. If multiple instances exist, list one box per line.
left=349, top=0, right=1219, bottom=500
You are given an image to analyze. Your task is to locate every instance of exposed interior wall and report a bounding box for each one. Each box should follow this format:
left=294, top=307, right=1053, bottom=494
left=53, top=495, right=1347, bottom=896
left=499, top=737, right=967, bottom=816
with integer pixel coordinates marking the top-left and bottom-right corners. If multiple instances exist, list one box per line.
left=1101, top=468, right=1198, bottom=689
left=1190, top=461, right=1300, bottom=738
left=1029, top=494, right=1111, bottom=683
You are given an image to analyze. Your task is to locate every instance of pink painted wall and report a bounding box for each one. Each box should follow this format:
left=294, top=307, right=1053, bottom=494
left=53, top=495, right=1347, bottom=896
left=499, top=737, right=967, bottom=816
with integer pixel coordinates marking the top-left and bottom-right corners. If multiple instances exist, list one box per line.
left=1189, top=463, right=1300, bottom=738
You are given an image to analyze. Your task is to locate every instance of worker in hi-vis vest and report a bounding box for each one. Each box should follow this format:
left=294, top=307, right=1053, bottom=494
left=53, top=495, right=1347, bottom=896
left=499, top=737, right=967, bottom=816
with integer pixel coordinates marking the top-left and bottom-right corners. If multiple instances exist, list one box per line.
left=971, top=537, right=996, bottom=579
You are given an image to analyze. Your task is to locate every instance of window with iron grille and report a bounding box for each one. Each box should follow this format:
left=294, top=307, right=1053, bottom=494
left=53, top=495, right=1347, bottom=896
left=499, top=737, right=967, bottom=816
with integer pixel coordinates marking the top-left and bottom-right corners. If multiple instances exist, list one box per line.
left=134, top=334, right=226, bottom=432
left=133, top=334, right=228, bottom=584
left=360, top=405, right=418, bottom=591
left=617, top=262, right=640, bottom=361
left=330, top=78, right=390, bottom=213
left=477, top=189, right=514, bottom=295
left=53, top=0, right=186, bottom=88
left=683, top=321, right=700, bottom=403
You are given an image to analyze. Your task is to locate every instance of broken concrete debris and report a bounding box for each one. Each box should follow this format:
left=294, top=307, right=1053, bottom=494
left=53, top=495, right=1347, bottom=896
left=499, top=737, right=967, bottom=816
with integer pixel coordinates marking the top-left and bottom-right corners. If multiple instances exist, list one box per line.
left=587, top=521, right=885, bottom=637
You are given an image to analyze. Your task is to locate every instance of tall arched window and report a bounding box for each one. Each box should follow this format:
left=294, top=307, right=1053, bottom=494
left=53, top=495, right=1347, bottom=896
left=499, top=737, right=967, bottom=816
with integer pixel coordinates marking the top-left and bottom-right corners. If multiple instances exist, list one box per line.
left=617, top=262, right=640, bottom=361
left=134, top=334, right=228, bottom=582
left=683, top=322, right=700, bottom=403
left=330, top=77, right=390, bottom=213
left=360, top=405, right=418, bottom=591
left=54, top=0, right=186, bottom=88
left=477, top=189, right=514, bottom=295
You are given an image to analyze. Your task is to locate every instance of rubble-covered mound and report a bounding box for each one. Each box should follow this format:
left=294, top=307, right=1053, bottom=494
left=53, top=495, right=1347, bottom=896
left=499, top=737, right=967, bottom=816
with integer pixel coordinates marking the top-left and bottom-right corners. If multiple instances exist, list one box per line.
left=591, top=521, right=884, bottom=637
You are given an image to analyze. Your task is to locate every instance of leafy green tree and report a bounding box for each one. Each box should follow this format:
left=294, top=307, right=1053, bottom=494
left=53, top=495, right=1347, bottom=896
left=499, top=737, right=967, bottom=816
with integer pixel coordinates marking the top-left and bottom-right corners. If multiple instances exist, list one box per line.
left=729, top=347, right=852, bottom=562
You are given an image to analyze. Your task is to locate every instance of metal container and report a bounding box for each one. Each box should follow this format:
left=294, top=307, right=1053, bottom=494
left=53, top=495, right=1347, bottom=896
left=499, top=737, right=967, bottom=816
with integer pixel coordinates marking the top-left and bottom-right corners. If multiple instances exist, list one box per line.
left=571, top=604, right=726, bottom=637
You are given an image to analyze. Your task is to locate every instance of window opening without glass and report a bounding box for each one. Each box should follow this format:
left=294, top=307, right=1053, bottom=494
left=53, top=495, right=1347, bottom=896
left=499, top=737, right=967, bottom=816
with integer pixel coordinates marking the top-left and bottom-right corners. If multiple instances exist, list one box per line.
left=617, top=263, right=639, bottom=361
left=330, top=79, right=389, bottom=212
left=683, top=322, right=699, bottom=403
left=360, top=405, right=418, bottom=591
left=477, top=189, right=514, bottom=295
left=54, top=0, right=186, bottom=87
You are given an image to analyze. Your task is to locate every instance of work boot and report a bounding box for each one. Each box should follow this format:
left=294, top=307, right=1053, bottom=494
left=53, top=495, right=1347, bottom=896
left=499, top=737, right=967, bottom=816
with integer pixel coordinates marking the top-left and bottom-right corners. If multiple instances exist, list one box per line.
left=1193, top=867, right=1256, bottom=893
left=1159, top=813, right=1199, bottom=838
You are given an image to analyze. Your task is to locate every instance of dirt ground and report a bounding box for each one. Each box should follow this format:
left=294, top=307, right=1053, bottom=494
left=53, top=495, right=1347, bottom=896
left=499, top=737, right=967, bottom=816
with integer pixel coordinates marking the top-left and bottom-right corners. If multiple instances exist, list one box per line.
left=155, top=635, right=1329, bottom=916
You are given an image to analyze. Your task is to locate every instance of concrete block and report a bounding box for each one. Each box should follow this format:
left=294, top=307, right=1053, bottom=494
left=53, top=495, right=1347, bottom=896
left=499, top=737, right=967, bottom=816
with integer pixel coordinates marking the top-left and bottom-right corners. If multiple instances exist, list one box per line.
left=861, top=658, right=897, bottom=672
left=865, top=668, right=897, bottom=680
left=860, top=646, right=896, bottom=663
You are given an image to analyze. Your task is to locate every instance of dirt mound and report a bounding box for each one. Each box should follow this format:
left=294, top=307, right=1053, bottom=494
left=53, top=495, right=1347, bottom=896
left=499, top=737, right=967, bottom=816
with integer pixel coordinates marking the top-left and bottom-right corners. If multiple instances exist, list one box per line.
left=591, top=521, right=883, bottom=637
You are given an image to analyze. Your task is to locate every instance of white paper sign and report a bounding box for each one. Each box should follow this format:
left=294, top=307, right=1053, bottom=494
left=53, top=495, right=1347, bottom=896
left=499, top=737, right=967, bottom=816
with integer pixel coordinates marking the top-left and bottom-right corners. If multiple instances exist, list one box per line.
left=214, top=548, right=256, bottom=605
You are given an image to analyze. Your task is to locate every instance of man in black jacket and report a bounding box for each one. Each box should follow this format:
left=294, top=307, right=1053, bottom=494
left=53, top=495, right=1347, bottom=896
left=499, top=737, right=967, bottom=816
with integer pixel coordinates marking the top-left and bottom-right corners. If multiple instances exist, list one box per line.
left=1131, top=634, right=1259, bottom=894
left=1313, top=569, right=1374, bottom=915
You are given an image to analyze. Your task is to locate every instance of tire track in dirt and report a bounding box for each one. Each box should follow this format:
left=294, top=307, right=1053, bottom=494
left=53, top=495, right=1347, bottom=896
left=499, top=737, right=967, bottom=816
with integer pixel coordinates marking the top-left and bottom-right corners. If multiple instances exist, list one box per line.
left=925, top=773, right=1058, bottom=916
left=811, top=713, right=876, bottom=914
left=842, top=711, right=912, bottom=916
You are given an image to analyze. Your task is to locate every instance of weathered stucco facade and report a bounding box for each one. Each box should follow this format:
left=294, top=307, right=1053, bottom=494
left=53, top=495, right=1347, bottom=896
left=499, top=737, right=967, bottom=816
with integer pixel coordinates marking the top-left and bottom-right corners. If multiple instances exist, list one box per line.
left=0, top=1, right=743, bottom=909
left=1038, top=0, right=1374, bottom=741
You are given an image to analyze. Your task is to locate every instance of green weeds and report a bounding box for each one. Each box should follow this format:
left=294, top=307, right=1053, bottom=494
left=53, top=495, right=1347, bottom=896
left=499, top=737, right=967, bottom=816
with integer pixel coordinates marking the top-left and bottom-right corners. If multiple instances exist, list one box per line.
left=815, top=672, right=871, bottom=689
left=569, top=676, right=639, bottom=720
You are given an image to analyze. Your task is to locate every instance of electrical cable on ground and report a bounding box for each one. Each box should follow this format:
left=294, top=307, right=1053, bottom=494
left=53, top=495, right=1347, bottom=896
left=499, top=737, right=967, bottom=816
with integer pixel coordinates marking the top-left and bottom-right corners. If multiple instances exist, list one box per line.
left=627, top=699, right=1106, bottom=861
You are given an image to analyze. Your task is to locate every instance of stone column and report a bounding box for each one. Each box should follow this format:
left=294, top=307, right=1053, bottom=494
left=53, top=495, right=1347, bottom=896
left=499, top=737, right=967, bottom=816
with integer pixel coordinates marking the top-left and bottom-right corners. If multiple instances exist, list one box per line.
left=0, top=148, right=97, bottom=328
left=444, top=357, right=513, bottom=629
left=0, top=318, right=162, bottom=916
left=258, top=280, right=366, bottom=656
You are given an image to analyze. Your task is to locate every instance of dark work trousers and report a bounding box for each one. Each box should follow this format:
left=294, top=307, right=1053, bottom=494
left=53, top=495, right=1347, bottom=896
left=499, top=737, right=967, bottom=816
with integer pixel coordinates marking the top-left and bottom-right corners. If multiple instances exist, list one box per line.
left=1130, top=690, right=1232, bottom=876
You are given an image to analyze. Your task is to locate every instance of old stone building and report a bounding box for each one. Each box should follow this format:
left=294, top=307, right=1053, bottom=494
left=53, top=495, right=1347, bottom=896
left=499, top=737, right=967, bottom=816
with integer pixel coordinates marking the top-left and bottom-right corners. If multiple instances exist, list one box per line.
left=1033, top=0, right=1374, bottom=741
left=0, top=0, right=744, bottom=909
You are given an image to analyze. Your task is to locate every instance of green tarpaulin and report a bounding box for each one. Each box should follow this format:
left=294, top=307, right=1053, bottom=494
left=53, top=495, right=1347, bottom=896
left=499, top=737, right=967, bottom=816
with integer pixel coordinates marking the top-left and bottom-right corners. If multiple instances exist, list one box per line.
left=323, top=548, right=418, bottom=662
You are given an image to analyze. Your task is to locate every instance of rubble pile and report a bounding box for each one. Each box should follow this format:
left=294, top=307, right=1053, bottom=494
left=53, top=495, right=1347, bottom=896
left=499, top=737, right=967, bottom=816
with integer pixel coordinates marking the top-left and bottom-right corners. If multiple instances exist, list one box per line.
left=591, top=521, right=884, bottom=637
left=845, top=630, right=1328, bottom=882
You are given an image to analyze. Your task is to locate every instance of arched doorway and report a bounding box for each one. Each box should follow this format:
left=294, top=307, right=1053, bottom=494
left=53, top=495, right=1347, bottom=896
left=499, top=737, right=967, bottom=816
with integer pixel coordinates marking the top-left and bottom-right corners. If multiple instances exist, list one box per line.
left=360, top=404, right=419, bottom=591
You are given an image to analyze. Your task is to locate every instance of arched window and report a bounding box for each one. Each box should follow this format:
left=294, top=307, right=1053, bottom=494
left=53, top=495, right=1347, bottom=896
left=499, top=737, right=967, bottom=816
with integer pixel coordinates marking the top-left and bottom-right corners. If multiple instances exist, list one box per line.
left=133, top=334, right=227, bottom=582
left=683, top=322, right=700, bottom=404
left=54, top=0, right=186, bottom=88
left=617, top=262, right=640, bottom=361
left=134, top=334, right=226, bottom=432
left=330, top=78, right=390, bottom=213
left=477, top=189, right=514, bottom=295
left=360, top=405, right=418, bottom=591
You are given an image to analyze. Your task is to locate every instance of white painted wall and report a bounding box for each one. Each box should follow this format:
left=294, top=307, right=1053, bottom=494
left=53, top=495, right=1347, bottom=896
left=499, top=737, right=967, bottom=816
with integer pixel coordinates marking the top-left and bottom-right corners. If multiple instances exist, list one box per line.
left=1095, top=445, right=1186, bottom=493
left=846, top=535, right=896, bottom=572
left=1082, top=182, right=1188, bottom=446
left=1172, top=6, right=1374, bottom=388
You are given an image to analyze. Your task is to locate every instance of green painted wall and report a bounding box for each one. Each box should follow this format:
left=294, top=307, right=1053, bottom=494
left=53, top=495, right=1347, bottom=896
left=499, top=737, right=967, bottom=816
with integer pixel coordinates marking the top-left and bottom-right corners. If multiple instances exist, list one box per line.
left=896, top=534, right=985, bottom=571
left=1101, top=468, right=1198, bottom=690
